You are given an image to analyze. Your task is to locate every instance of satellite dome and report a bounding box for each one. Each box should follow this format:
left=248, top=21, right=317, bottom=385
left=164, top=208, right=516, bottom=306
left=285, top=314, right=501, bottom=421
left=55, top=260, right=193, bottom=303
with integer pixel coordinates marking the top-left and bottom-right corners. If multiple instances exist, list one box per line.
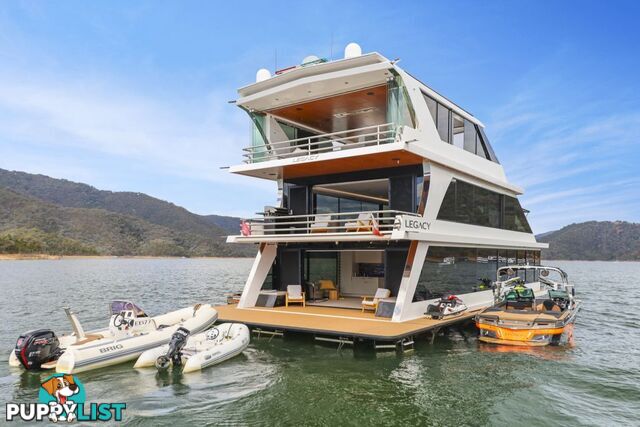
left=302, top=55, right=320, bottom=65
left=256, top=68, right=271, bottom=82
left=344, top=42, right=362, bottom=59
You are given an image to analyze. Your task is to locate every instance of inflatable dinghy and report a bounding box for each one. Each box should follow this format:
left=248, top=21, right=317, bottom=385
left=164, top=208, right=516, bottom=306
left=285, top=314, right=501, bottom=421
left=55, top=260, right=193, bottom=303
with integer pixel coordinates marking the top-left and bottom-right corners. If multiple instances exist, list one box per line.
left=134, top=323, right=249, bottom=373
left=9, top=300, right=218, bottom=374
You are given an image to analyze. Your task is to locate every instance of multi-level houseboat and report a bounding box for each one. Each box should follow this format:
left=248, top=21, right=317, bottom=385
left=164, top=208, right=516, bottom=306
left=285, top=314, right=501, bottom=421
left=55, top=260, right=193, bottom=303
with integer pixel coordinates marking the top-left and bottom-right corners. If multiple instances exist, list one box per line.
left=218, top=43, right=548, bottom=347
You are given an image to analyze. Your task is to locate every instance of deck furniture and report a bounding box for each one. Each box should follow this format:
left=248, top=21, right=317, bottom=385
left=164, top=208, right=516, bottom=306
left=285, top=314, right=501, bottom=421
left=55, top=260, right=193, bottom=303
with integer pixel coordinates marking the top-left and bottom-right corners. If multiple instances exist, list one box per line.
left=318, top=279, right=337, bottom=298
left=345, top=212, right=373, bottom=232
left=286, top=285, right=305, bottom=307
left=310, top=214, right=333, bottom=233
left=361, top=288, right=391, bottom=312
left=328, top=289, right=339, bottom=301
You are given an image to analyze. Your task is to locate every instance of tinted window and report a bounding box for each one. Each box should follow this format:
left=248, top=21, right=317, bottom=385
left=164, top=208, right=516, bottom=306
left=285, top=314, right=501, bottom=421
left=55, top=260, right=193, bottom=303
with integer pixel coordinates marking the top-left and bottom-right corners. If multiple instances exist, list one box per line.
left=476, top=132, right=491, bottom=160
left=424, top=94, right=437, bottom=125
left=437, top=103, right=450, bottom=142
left=463, top=119, right=477, bottom=154
left=472, top=185, right=501, bottom=228
left=437, top=180, right=500, bottom=228
left=438, top=180, right=531, bottom=232
left=504, top=196, right=532, bottom=233
left=412, top=247, right=499, bottom=301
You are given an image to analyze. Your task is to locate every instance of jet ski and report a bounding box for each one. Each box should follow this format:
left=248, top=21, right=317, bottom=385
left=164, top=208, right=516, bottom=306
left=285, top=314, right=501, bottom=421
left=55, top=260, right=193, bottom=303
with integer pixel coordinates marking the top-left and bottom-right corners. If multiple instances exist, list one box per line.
left=134, top=323, right=250, bottom=373
left=9, top=300, right=218, bottom=373
left=476, top=266, right=581, bottom=346
left=425, top=295, right=468, bottom=319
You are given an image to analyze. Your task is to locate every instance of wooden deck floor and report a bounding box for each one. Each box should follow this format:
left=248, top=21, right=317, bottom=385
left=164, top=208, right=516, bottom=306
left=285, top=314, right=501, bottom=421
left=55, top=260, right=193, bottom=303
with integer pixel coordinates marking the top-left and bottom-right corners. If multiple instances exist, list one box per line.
left=215, top=304, right=483, bottom=340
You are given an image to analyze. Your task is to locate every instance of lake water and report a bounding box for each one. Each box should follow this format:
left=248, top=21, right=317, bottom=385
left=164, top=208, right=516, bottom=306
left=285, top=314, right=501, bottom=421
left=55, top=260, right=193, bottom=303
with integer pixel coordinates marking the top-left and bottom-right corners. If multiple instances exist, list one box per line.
left=0, top=259, right=638, bottom=426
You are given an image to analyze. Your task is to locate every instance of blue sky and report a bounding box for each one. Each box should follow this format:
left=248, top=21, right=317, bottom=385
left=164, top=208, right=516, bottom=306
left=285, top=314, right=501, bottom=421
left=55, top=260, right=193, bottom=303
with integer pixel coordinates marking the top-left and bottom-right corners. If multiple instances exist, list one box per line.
left=0, top=1, right=638, bottom=232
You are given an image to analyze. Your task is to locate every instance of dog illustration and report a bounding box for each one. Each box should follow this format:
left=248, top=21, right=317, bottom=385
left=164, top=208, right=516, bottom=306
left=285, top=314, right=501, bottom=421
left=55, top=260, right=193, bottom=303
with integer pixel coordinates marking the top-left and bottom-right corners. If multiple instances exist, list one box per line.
left=41, top=375, right=79, bottom=422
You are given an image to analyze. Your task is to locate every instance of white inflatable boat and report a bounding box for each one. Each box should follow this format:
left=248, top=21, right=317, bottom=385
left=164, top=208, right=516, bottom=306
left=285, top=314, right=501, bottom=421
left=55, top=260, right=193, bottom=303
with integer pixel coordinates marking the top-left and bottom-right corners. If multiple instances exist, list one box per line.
left=134, top=323, right=249, bottom=373
left=9, top=300, right=218, bottom=374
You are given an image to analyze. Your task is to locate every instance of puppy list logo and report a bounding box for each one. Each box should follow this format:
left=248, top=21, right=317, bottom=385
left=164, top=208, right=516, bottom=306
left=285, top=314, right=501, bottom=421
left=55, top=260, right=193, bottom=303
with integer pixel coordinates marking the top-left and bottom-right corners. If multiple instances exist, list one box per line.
left=6, top=373, right=126, bottom=423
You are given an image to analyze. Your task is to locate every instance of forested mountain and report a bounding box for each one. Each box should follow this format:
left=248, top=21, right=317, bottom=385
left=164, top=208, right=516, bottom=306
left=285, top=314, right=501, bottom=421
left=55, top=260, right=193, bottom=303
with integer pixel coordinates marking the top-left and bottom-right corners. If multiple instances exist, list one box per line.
left=538, top=221, right=640, bottom=261
left=0, top=169, right=253, bottom=257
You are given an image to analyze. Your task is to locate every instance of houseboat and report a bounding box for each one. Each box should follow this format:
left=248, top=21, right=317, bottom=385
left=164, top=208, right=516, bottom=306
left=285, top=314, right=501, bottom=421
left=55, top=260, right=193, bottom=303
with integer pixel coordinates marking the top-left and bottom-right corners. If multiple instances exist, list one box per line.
left=218, top=43, right=548, bottom=348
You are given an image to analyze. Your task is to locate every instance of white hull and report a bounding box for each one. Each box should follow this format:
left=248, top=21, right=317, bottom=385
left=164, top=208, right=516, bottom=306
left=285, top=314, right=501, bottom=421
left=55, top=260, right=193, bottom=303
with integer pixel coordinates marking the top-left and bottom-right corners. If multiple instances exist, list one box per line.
left=9, top=304, right=218, bottom=374
left=134, top=323, right=250, bottom=373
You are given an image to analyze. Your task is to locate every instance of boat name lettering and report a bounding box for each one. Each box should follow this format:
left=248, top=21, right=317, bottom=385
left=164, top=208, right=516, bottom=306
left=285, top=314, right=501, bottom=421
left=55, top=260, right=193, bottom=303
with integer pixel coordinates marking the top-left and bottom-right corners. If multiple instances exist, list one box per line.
left=404, top=218, right=431, bottom=231
left=291, top=155, right=319, bottom=163
left=99, top=344, right=124, bottom=354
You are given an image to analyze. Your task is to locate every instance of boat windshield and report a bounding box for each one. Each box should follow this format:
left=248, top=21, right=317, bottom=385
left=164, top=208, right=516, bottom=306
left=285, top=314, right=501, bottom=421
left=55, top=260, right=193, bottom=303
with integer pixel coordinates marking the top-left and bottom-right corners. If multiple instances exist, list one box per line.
left=109, top=300, right=147, bottom=317
left=505, top=287, right=534, bottom=301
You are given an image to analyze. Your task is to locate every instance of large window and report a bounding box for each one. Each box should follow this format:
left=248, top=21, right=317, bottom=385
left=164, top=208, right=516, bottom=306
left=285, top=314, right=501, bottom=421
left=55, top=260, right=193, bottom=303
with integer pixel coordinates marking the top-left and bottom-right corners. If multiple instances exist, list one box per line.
left=437, top=179, right=501, bottom=228
left=437, top=179, right=532, bottom=233
left=313, top=179, right=388, bottom=214
left=422, top=92, right=496, bottom=162
left=413, top=248, right=542, bottom=302
left=305, top=252, right=338, bottom=285
left=503, top=196, right=532, bottom=233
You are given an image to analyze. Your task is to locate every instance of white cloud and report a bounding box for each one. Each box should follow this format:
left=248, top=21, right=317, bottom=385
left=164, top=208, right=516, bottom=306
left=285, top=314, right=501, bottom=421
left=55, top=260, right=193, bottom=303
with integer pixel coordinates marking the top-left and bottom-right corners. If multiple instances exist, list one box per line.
left=0, top=70, right=268, bottom=189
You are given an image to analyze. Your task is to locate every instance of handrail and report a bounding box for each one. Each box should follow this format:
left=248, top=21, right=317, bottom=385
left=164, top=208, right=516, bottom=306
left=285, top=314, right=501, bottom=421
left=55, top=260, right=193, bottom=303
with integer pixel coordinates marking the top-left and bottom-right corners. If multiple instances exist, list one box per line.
left=237, top=210, right=419, bottom=237
left=244, top=123, right=398, bottom=164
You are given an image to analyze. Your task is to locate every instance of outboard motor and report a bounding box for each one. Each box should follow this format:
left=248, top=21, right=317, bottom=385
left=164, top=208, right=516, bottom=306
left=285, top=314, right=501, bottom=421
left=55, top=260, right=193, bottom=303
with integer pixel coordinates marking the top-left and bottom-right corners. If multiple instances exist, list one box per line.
left=155, top=327, right=190, bottom=370
left=14, top=329, right=62, bottom=370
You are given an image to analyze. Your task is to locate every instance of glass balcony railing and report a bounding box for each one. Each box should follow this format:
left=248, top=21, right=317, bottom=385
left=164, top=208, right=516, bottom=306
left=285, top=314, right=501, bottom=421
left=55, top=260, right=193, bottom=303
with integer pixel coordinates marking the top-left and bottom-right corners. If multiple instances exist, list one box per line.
left=243, top=123, right=398, bottom=164
left=236, top=209, right=419, bottom=238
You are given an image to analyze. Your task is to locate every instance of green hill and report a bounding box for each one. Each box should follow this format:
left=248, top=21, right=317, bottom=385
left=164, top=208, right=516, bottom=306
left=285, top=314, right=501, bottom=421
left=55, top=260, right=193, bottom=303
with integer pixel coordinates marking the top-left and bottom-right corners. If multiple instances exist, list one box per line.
left=538, top=221, right=640, bottom=261
left=0, top=169, right=253, bottom=257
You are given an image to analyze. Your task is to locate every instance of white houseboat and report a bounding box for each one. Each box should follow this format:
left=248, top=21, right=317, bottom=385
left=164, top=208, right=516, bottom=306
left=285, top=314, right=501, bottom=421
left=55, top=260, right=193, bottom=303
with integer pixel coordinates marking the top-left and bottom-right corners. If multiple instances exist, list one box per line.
left=218, top=43, right=548, bottom=347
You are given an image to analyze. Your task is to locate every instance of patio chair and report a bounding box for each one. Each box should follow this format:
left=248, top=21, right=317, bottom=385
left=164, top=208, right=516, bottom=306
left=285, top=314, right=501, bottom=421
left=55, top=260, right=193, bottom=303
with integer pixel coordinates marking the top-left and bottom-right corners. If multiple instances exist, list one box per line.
left=310, top=214, right=333, bottom=233
left=361, top=288, right=391, bottom=312
left=345, top=212, right=374, bottom=232
left=286, top=285, right=305, bottom=307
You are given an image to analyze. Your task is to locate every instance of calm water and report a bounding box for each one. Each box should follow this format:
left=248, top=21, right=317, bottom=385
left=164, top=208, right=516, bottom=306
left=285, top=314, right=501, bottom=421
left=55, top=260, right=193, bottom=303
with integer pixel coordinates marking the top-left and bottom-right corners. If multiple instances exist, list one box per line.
left=0, top=259, right=638, bottom=426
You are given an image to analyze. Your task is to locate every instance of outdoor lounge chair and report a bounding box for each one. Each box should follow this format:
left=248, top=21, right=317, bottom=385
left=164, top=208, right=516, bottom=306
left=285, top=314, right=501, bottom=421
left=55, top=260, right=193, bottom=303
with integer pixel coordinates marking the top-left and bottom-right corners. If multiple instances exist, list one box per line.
left=310, top=214, right=333, bottom=233
left=286, top=285, right=305, bottom=307
left=345, top=212, right=374, bottom=232
left=361, top=288, right=391, bottom=312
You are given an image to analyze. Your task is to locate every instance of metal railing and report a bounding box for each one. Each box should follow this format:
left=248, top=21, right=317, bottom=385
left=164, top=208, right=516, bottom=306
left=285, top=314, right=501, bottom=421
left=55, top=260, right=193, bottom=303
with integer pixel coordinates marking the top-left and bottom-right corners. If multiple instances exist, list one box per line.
left=243, top=123, right=398, bottom=164
left=237, top=210, right=419, bottom=237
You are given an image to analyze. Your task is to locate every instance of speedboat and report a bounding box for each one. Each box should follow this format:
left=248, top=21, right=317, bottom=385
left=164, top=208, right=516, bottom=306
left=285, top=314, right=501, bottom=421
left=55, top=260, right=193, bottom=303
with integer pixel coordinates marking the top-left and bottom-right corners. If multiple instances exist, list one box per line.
left=134, top=323, right=250, bottom=373
left=475, top=266, right=580, bottom=346
left=9, top=300, right=218, bottom=373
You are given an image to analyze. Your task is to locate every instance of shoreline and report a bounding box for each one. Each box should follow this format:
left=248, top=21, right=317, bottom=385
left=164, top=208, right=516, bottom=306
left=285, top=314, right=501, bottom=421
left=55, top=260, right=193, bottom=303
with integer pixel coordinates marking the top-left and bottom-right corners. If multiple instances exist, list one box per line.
left=0, top=254, right=253, bottom=261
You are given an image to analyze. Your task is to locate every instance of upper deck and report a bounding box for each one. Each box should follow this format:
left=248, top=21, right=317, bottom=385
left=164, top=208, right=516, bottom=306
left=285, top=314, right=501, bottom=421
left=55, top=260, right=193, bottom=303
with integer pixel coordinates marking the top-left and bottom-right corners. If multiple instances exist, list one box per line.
left=229, top=48, right=519, bottom=194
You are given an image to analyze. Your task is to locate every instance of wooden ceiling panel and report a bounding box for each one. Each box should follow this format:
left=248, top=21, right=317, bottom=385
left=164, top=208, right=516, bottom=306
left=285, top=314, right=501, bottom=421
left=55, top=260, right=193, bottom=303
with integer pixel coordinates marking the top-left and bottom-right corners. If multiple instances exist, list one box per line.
left=282, top=150, right=422, bottom=180
left=268, top=85, right=388, bottom=133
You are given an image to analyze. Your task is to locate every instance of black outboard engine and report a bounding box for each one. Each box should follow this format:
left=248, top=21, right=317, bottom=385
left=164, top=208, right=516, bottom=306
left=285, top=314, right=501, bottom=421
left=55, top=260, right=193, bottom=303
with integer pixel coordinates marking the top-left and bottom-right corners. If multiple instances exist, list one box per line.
left=14, top=329, right=62, bottom=370
left=155, top=327, right=190, bottom=370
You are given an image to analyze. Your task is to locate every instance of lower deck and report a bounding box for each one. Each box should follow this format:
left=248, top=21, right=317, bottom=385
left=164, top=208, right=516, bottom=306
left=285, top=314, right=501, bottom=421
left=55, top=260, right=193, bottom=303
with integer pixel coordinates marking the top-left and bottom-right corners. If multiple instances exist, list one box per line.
left=215, top=303, right=483, bottom=341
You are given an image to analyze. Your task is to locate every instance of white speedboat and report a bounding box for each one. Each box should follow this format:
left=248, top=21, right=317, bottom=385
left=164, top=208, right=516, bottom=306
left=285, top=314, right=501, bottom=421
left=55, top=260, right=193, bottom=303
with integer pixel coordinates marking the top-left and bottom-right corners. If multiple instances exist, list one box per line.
left=9, top=300, right=218, bottom=373
left=134, top=323, right=250, bottom=373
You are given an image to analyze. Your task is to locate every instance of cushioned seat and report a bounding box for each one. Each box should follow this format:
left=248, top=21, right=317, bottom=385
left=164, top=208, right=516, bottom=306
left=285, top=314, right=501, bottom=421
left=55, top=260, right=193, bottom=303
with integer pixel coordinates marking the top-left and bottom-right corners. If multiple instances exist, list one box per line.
left=286, top=285, right=305, bottom=307
left=362, top=288, right=391, bottom=312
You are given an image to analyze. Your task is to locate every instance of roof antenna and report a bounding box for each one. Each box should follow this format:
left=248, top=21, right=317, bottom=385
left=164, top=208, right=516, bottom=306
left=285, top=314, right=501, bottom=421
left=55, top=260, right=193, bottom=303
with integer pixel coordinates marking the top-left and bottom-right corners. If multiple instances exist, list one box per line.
left=330, top=31, right=334, bottom=60
left=274, top=49, right=278, bottom=73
